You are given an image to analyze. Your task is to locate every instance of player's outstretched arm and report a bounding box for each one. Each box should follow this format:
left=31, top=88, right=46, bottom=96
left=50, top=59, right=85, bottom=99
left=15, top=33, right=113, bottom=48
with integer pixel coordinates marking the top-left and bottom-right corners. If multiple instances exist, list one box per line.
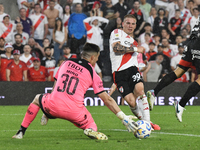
left=108, top=83, right=117, bottom=96
left=112, top=42, right=145, bottom=54
left=98, top=91, right=138, bottom=133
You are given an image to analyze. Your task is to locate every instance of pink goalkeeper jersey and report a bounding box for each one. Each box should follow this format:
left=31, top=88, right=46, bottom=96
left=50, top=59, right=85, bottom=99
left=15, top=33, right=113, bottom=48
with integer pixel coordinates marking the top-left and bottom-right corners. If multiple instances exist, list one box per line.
left=51, top=59, right=104, bottom=109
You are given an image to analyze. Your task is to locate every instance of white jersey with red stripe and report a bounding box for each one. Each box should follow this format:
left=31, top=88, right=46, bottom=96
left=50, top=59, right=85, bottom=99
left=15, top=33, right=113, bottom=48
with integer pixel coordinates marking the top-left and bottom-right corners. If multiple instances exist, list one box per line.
left=181, top=8, right=191, bottom=27
left=110, top=29, right=138, bottom=73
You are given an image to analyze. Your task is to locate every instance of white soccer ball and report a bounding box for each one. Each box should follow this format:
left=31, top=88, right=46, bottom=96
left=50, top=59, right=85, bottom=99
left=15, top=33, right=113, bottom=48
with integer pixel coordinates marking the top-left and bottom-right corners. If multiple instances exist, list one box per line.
left=134, top=120, right=151, bottom=139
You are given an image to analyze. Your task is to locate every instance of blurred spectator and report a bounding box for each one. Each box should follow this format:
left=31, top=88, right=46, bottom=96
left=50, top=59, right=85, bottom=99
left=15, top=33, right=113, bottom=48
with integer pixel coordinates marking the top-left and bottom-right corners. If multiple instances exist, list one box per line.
left=149, top=44, right=172, bottom=74
left=166, top=0, right=179, bottom=21
left=83, top=16, right=109, bottom=71
left=12, top=34, right=24, bottom=54
left=20, top=44, right=35, bottom=68
left=170, top=34, right=183, bottom=54
left=28, top=57, right=51, bottom=81
left=168, top=9, right=183, bottom=43
left=127, top=1, right=145, bottom=37
left=41, top=47, right=56, bottom=81
left=17, top=0, right=32, bottom=17
left=53, top=18, right=68, bottom=65
left=6, top=50, right=28, bottom=81
left=90, top=1, right=103, bottom=17
left=37, top=0, right=50, bottom=11
left=13, top=23, right=29, bottom=45
left=0, top=16, right=16, bottom=44
left=15, top=8, right=33, bottom=36
left=115, top=17, right=122, bottom=29
left=53, top=56, right=65, bottom=77
left=36, top=38, right=54, bottom=56
left=155, top=0, right=168, bottom=10
left=44, top=0, right=59, bottom=42
left=188, top=7, right=199, bottom=29
left=62, top=4, right=71, bottom=28
left=63, top=46, right=77, bottom=59
left=0, top=37, right=5, bottom=54
left=152, top=34, right=160, bottom=52
left=66, top=0, right=76, bottom=13
left=102, top=0, right=119, bottom=20
left=140, top=0, right=151, bottom=22
left=29, top=4, right=48, bottom=46
left=187, top=0, right=196, bottom=15
left=161, top=38, right=174, bottom=58
left=184, top=23, right=191, bottom=34
left=153, top=8, right=168, bottom=36
left=114, top=0, right=130, bottom=21
left=28, top=38, right=44, bottom=60
left=68, top=3, right=87, bottom=56
left=0, top=3, right=9, bottom=22
left=143, top=53, right=163, bottom=82
left=0, top=43, right=14, bottom=81
left=160, top=28, right=170, bottom=41
left=146, top=42, right=157, bottom=61
left=139, top=22, right=153, bottom=44
left=83, top=16, right=108, bottom=53
left=141, top=33, right=151, bottom=52
left=83, top=0, right=96, bottom=13
left=180, top=28, right=190, bottom=41
left=178, top=0, right=191, bottom=27
left=170, top=42, right=184, bottom=71
left=47, top=0, right=63, bottom=18
left=147, top=7, right=157, bottom=27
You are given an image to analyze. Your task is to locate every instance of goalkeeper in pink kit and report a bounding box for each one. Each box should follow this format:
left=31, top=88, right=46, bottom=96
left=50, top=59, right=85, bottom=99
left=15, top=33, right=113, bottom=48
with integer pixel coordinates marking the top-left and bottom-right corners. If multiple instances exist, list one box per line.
left=12, top=43, right=139, bottom=140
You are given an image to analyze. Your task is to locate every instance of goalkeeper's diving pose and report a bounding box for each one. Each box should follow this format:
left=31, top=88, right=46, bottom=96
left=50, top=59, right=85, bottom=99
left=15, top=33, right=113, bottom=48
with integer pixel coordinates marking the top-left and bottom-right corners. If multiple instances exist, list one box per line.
left=147, top=18, right=200, bottom=122
left=12, top=43, right=138, bottom=140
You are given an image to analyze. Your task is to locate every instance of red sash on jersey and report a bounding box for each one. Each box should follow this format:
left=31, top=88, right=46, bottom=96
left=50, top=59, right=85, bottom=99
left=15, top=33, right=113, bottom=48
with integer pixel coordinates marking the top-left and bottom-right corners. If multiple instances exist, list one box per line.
left=130, top=9, right=142, bottom=16
left=182, top=11, right=188, bottom=22
left=33, top=15, right=45, bottom=30
left=1, top=23, right=13, bottom=39
left=26, top=57, right=34, bottom=68
left=64, top=18, right=69, bottom=27
left=171, top=18, right=181, bottom=31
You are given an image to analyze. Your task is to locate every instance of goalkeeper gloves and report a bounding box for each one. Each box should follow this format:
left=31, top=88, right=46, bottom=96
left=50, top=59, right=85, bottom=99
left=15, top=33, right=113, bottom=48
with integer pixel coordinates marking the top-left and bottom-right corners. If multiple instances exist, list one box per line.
left=116, top=111, right=138, bottom=133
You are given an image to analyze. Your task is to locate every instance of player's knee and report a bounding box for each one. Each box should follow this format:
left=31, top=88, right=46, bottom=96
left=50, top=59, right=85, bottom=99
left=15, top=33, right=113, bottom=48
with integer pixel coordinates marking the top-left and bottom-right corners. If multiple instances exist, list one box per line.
left=32, top=94, right=41, bottom=106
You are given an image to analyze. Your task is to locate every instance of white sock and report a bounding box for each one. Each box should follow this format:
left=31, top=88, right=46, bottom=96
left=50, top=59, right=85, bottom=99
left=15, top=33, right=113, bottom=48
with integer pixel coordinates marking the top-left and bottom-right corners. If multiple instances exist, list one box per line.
left=139, top=94, right=150, bottom=123
left=130, top=105, right=143, bottom=120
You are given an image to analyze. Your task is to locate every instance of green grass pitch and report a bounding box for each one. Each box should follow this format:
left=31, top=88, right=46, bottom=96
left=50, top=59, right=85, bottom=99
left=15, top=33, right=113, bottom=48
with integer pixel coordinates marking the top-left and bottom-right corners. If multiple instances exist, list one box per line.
left=0, top=105, right=200, bottom=150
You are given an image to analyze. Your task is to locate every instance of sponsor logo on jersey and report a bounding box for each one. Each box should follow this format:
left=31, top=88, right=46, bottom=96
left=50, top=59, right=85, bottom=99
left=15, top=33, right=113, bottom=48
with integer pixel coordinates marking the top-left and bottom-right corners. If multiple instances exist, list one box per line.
left=40, top=71, right=43, bottom=75
left=19, top=65, right=22, bottom=68
left=115, top=34, right=119, bottom=37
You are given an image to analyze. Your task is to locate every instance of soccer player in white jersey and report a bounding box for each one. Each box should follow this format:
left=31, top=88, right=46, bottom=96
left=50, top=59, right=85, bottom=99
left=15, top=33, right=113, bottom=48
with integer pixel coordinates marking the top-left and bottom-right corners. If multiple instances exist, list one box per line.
left=109, top=14, right=160, bottom=130
left=12, top=43, right=139, bottom=140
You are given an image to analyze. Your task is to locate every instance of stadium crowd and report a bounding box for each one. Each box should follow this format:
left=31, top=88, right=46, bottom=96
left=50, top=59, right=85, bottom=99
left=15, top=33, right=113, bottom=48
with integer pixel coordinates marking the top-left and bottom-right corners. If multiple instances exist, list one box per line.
left=0, top=0, right=199, bottom=82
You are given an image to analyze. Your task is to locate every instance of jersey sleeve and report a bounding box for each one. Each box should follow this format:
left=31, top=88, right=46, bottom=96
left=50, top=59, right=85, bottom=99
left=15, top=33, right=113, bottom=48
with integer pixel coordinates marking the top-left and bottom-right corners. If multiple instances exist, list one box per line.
left=92, top=70, right=104, bottom=95
left=110, top=29, right=122, bottom=45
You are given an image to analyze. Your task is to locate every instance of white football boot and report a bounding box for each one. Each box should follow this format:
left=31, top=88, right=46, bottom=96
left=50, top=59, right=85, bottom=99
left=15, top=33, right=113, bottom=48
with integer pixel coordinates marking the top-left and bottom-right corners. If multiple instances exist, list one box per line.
left=146, top=90, right=155, bottom=111
left=84, top=129, right=108, bottom=140
left=12, top=131, right=23, bottom=139
left=41, top=114, right=48, bottom=125
left=173, top=101, right=185, bottom=122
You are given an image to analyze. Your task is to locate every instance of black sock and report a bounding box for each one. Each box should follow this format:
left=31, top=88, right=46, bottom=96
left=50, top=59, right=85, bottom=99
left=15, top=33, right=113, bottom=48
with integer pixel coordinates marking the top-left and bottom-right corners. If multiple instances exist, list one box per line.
left=17, top=125, right=27, bottom=135
left=179, top=82, right=200, bottom=107
left=154, top=72, right=177, bottom=96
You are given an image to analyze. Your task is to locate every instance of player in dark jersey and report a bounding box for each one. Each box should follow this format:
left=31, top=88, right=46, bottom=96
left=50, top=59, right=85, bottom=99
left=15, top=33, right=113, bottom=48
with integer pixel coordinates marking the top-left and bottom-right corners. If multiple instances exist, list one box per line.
left=147, top=20, right=200, bottom=122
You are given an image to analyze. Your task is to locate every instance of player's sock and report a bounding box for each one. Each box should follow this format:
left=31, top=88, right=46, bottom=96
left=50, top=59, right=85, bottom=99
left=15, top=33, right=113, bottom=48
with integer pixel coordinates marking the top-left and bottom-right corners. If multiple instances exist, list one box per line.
left=21, top=103, right=40, bottom=128
left=179, top=82, right=200, bottom=107
left=130, top=105, right=143, bottom=120
left=139, top=95, right=150, bottom=123
left=154, top=72, right=177, bottom=96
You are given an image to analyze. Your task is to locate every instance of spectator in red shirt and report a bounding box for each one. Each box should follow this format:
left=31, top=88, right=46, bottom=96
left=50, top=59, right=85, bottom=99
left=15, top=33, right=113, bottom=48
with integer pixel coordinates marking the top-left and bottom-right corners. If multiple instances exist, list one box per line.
left=6, top=50, right=28, bottom=81
left=146, top=42, right=157, bottom=61
left=0, top=43, right=14, bottom=81
left=63, top=46, right=77, bottom=59
left=28, top=57, right=51, bottom=81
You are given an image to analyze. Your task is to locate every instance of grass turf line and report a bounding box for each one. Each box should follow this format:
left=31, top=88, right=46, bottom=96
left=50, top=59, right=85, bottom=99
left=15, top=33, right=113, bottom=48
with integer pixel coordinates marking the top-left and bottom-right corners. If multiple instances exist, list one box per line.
left=0, top=106, right=200, bottom=150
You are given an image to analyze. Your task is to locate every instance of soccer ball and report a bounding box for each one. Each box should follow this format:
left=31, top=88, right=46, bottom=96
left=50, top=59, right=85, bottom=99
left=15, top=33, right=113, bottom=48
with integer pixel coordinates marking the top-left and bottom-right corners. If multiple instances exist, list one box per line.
left=134, top=120, right=151, bottom=139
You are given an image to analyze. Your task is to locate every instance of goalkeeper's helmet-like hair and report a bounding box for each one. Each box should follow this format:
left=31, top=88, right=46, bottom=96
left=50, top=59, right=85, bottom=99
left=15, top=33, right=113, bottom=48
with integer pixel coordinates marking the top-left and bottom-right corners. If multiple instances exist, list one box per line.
left=190, top=17, right=200, bottom=40
left=81, top=43, right=100, bottom=59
